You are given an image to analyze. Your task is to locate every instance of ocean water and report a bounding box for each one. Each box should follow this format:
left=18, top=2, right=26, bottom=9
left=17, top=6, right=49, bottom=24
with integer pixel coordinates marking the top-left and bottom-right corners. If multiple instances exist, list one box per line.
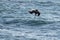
left=0, top=0, right=60, bottom=40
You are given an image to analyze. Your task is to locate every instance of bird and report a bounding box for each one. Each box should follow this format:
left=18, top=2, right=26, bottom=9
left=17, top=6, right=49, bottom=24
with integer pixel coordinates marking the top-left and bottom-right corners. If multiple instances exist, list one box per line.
left=28, top=9, right=40, bottom=16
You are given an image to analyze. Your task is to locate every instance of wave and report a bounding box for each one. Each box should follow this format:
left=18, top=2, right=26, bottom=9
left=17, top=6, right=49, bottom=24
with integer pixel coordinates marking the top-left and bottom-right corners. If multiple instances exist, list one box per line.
left=2, top=18, right=55, bottom=26
left=33, top=1, right=55, bottom=7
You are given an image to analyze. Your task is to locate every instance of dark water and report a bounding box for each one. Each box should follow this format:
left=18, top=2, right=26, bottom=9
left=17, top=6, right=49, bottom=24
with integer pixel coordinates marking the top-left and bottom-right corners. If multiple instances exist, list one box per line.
left=0, top=0, right=60, bottom=40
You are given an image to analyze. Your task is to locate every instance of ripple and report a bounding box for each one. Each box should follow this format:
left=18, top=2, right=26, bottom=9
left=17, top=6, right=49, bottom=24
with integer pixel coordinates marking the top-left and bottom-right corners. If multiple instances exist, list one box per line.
left=0, top=0, right=60, bottom=40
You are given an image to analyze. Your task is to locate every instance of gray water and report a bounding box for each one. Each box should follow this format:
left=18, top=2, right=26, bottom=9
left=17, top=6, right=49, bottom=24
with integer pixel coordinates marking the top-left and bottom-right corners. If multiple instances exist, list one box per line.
left=0, top=0, right=60, bottom=40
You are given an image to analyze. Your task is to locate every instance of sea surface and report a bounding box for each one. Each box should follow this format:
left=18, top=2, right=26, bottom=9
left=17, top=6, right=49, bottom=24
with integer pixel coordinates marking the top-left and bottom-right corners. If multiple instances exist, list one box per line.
left=0, top=0, right=60, bottom=40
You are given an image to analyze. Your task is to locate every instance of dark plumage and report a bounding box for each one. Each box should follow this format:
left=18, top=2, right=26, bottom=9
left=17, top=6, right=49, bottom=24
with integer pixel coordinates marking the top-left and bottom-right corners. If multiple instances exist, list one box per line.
left=29, top=9, right=40, bottom=16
